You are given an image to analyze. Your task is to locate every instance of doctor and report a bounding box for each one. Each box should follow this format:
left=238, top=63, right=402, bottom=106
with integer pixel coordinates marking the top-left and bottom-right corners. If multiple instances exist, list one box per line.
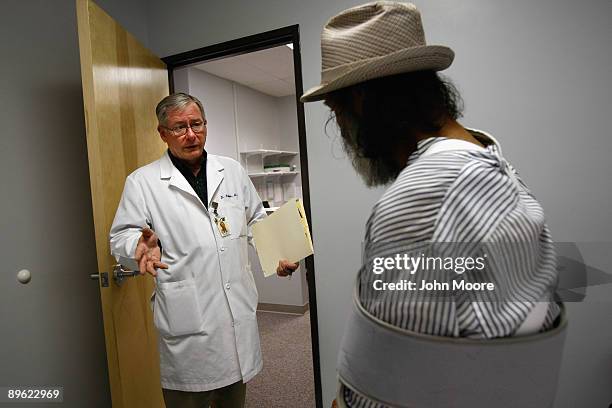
left=110, top=93, right=297, bottom=408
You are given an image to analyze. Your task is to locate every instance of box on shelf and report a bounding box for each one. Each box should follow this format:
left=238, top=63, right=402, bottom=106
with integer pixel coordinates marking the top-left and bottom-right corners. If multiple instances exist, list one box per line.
left=263, top=164, right=291, bottom=173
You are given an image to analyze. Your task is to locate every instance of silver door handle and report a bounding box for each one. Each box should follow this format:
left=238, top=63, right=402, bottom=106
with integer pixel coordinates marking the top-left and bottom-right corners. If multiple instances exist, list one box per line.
left=113, top=264, right=139, bottom=286
left=89, top=265, right=139, bottom=287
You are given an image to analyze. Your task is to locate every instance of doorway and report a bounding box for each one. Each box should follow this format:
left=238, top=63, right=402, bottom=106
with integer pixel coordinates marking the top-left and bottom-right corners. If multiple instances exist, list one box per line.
left=163, top=26, right=321, bottom=408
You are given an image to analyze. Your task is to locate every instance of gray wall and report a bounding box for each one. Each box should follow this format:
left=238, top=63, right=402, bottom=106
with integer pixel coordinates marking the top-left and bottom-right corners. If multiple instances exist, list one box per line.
left=0, top=0, right=148, bottom=406
left=144, top=0, right=611, bottom=406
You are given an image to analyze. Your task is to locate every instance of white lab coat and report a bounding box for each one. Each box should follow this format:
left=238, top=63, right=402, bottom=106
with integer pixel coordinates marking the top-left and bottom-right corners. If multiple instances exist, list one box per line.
left=109, top=151, right=267, bottom=391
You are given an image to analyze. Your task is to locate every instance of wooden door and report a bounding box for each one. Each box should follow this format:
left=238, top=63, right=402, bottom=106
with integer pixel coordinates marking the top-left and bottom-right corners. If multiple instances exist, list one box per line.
left=76, top=0, right=168, bottom=406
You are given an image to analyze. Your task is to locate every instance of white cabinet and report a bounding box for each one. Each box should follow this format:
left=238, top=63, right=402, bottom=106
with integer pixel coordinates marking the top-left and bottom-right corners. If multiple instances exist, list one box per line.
left=240, top=149, right=301, bottom=208
left=240, top=149, right=299, bottom=175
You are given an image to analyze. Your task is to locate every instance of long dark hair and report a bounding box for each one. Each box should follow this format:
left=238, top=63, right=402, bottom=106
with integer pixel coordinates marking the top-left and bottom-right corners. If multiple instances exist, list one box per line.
left=325, top=70, right=464, bottom=167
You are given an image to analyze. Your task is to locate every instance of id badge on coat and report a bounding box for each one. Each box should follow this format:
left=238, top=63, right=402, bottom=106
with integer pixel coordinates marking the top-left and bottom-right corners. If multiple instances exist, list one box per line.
left=215, top=216, right=231, bottom=237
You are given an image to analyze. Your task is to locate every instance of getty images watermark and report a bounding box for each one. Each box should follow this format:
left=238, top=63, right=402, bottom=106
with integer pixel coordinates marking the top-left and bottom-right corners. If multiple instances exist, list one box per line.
left=359, top=241, right=612, bottom=302
left=371, top=252, right=493, bottom=292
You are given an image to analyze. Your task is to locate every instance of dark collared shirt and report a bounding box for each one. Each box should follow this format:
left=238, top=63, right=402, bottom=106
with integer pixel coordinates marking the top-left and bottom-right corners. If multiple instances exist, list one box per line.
left=168, top=149, right=208, bottom=208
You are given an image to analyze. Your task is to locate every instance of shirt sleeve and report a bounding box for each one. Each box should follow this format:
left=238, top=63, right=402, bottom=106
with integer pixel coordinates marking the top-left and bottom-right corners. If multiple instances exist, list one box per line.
left=433, top=160, right=555, bottom=338
left=109, top=174, right=151, bottom=271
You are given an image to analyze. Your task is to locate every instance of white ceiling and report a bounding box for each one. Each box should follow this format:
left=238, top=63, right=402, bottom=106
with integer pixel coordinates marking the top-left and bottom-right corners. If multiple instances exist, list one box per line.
left=193, top=45, right=295, bottom=97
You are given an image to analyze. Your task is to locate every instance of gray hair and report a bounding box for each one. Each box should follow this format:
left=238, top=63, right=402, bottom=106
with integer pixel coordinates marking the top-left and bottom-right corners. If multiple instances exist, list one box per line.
left=156, top=93, right=206, bottom=126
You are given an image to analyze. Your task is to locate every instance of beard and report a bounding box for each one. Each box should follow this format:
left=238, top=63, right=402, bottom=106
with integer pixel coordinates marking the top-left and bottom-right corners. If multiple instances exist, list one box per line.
left=336, top=113, right=402, bottom=187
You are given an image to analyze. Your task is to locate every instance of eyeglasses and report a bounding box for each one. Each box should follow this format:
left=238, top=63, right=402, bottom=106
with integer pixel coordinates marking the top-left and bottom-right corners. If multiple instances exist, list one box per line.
left=163, top=120, right=207, bottom=137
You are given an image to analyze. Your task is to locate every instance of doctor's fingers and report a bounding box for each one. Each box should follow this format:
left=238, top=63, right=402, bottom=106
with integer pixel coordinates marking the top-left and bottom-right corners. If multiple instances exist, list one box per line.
left=134, top=242, right=146, bottom=261
left=145, top=259, right=158, bottom=276
left=277, top=265, right=296, bottom=277
left=278, top=260, right=299, bottom=273
left=138, top=251, right=156, bottom=275
left=138, top=255, right=148, bottom=276
left=140, top=255, right=167, bottom=276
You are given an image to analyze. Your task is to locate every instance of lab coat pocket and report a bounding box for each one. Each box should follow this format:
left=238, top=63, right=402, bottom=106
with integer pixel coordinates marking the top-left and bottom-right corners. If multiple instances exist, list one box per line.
left=154, top=279, right=204, bottom=337
left=223, top=201, right=247, bottom=240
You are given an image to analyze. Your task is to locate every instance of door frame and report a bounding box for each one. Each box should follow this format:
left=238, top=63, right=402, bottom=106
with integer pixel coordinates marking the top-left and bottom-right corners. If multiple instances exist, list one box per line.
left=162, top=25, right=322, bottom=408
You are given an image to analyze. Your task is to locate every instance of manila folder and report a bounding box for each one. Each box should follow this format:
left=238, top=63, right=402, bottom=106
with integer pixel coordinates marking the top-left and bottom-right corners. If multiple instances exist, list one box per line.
left=252, top=198, right=314, bottom=277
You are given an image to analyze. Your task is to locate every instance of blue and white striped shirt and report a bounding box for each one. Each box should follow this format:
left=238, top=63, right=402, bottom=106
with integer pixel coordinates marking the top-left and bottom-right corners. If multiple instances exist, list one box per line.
left=343, top=130, right=560, bottom=407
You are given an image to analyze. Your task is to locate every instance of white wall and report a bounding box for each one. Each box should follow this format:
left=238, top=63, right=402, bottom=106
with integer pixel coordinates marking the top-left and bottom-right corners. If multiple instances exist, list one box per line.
left=235, top=83, right=282, bottom=151
left=276, top=95, right=300, bottom=152
left=176, top=67, right=240, bottom=160
left=145, top=1, right=612, bottom=406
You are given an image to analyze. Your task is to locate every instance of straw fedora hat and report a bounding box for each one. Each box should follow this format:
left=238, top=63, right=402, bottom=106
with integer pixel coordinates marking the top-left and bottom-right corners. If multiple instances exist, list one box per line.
left=301, top=1, right=454, bottom=102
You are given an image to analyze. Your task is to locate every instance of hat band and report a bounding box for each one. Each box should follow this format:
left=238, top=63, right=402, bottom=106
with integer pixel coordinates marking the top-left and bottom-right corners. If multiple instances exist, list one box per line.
left=320, top=45, right=453, bottom=87
left=321, top=61, right=367, bottom=84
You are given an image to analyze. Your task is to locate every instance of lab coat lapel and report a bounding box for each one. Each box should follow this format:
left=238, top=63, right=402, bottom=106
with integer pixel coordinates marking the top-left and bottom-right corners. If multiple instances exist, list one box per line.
left=206, top=155, right=224, bottom=207
left=159, top=151, right=200, bottom=201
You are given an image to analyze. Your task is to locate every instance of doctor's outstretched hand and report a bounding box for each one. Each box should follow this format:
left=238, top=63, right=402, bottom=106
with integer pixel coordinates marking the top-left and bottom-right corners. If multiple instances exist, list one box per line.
left=277, top=260, right=299, bottom=277
left=135, top=227, right=168, bottom=276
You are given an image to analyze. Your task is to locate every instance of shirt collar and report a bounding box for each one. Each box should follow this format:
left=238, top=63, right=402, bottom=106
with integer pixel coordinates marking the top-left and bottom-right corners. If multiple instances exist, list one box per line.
left=406, top=129, right=499, bottom=166
left=167, top=149, right=207, bottom=179
left=406, top=137, right=447, bottom=166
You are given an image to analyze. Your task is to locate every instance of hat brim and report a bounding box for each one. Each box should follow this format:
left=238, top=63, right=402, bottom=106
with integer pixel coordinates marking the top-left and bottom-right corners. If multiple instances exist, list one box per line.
left=301, top=45, right=454, bottom=102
